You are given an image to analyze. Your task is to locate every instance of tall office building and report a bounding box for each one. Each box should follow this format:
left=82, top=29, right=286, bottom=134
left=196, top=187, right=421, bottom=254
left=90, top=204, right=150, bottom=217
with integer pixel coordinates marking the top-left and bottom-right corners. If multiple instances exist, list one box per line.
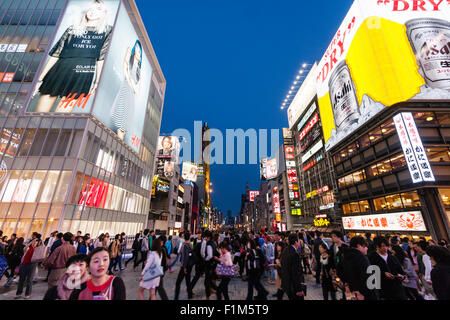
left=0, top=0, right=165, bottom=238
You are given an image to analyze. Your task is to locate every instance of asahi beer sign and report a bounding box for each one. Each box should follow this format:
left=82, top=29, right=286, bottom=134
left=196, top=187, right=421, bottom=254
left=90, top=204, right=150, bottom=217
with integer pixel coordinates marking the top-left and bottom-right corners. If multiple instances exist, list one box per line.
left=315, top=0, right=450, bottom=152
left=394, top=112, right=435, bottom=183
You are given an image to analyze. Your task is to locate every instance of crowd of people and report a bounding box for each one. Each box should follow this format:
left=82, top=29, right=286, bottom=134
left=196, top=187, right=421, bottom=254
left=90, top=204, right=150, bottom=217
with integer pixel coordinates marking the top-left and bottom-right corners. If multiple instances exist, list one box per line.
left=0, top=228, right=449, bottom=300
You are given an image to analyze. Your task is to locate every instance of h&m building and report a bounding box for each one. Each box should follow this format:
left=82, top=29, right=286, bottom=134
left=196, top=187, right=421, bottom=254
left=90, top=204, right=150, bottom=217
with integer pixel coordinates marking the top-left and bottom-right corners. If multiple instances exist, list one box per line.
left=0, top=0, right=165, bottom=238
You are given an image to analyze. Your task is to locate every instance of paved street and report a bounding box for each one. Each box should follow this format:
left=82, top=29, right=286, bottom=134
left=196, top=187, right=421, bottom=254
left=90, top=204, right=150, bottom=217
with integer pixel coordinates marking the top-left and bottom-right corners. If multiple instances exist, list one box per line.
left=0, top=258, right=327, bottom=300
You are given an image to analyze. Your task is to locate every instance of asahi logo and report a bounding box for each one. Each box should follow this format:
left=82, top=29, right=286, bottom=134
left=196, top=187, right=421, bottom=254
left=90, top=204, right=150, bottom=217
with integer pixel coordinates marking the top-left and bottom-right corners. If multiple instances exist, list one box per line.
left=419, top=40, right=450, bottom=58
left=333, top=81, right=353, bottom=107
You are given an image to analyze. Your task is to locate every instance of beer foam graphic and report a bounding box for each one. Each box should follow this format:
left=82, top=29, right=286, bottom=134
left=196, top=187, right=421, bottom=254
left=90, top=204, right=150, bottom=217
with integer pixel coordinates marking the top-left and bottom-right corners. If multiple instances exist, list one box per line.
left=411, top=85, right=450, bottom=100
left=325, top=94, right=386, bottom=150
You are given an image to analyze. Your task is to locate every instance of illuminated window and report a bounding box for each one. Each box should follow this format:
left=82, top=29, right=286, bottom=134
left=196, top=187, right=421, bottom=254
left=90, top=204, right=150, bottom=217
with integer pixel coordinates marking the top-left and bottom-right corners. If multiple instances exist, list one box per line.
left=349, top=202, right=360, bottom=214
left=390, top=154, right=406, bottom=170
left=439, top=189, right=450, bottom=206
left=385, top=194, right=403, bottom=210
left=359, top=200, right=370, bottom=213
left=401, top=192, right=421, bottom=208
left=413, top=112, right=438, bottom=125
left=427, top=147, right=450, bottom=163
left=373, top=197, right=387, bottom=211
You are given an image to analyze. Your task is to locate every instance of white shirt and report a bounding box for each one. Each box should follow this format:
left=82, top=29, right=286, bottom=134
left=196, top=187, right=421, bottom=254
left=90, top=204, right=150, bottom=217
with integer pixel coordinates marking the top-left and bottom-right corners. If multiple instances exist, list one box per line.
left=378, top=252, right=389, bottom=263
left=422, top=254, right=433, bottom=281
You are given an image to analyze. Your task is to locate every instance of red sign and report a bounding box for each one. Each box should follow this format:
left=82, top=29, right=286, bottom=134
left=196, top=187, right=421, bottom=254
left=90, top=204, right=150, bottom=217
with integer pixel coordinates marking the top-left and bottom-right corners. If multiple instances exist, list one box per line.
left=0, top=73, right=14, bottom=82
left=284, top=146, right=295, bottom=159
left=249, top=191, right=259, bottom=202
left=78, top=178, right=109, bottom=208
left=299, top=113, right=319, bottom=141
left=273, top=187, right=281, bottom=222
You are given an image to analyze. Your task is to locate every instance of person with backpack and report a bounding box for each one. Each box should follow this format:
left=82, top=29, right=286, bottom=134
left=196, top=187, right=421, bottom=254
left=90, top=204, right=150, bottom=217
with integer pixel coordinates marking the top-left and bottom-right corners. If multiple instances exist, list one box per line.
left=169, top=232, right=185, bottom=272
left=174, top=232, right=194, bottom=300
left=126, top=234, right=141, bottom=271
left=135, top=229, right=150, bottom=270
left=189, top=231, right=205, bottom=294
left=203, top=231, right=219, bottom=300
left=245, top=239, right=269, bottom=300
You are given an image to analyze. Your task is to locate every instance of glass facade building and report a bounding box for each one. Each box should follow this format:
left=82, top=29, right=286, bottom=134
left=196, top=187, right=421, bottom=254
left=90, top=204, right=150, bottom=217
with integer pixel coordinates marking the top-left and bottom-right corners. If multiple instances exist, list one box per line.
left=0, top=0, right=165, bottom=238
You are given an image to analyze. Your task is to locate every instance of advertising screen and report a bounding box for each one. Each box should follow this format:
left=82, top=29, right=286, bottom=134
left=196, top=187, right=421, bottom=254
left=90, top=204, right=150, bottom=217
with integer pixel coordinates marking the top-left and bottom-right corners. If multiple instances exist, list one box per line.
left=249, top=191, right=259, bottom=202
left=156, top=136, right=180, bottom=179
left=265, top=158, right=278, bottom=180
left=260, top=157, right=268, bottom=180
left=182, top=162, right=198, bottom=182
left=315, top=0, right=450, bottom=151
left=342, top=211, right=427, bottom=232
left=27, top=0, right=153, bottom=154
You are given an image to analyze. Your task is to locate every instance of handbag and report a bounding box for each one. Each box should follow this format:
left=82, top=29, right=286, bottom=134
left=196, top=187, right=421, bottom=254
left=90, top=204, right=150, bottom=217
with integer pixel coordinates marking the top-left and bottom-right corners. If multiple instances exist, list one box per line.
left=31, top=246, right=46, bottom=263
left=143, top=262, right=163, bottom=282
left=216, top=263, right=238, bottom=277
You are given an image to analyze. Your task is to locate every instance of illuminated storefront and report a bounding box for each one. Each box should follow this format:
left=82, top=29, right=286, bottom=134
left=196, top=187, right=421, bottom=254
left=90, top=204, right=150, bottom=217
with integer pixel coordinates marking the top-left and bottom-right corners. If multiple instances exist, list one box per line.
left=0, top=0, right=165, bottom=238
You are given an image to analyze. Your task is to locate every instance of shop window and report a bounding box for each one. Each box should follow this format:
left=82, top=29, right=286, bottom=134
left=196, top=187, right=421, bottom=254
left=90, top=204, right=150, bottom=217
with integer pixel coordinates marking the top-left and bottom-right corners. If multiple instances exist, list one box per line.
left=401, top=192, right=421, bottom=208
left=436, top=113, right=450, bottom=125
left=24, top=170, right=46, bottom=202
left=439, top=189, right=450, bottom=206
left=427, top=147, right=450, bottom=163
left=373, top=196, right=387, bottom=211
left=349, top=202, right=360, bottom=214
left=54, top=130, right=71, bottom=156
left=39, top=171, right=59, bottom=202
left=385, top=193, right=403, bottom=210
left=0, top=169, right=20, bottom=202
left=42, top=129, right=59, bottom=156
left=390, top=154, right=406, bottom=170
left=68, top=130, right=83, bottom=157
left=381, top=121, right=395, bottom=136
left=366, top=164, right=379, bottom=178
left=0, top=128, right=22, bottom=158
left=17, top=128, right=36, bottom=156
left=29, top=128, right=47, bottom=156
left=359, top=200, right=370, bottom=213
left=360, top=135, right=371, bottom=149
left=53, top=171, right=71, bottom=203
left=16, top=218, right=31, bottom=238
left=352, top=170, right=366, bottom=184
left=413, top=112, right=438, bottom=125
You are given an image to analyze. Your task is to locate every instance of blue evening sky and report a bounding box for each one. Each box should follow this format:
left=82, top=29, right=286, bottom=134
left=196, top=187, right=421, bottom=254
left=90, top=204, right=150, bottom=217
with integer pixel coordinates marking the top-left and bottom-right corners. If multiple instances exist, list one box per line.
left=136, top=0, right=352, bottom=217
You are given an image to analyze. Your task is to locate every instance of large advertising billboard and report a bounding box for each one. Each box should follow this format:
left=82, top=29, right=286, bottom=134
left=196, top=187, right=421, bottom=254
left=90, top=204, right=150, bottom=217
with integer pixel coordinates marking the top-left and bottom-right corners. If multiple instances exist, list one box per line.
left=316, top=0, right=450, bottom=151
left=26, top=0, right=152, bottom=154
left=155, top=136, right=180, bottom=179
left=182, top=161, right=198, bottom=182
left=265, top=158, right=278, bottom=180
left=342, top=211, right=427, bottom=232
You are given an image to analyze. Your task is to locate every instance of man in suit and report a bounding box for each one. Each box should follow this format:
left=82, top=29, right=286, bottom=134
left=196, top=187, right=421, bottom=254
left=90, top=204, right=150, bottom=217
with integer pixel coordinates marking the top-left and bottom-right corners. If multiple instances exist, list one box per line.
left=281, top=234, right=305, bottom=300
left=368, top=236, right=407, bottom=300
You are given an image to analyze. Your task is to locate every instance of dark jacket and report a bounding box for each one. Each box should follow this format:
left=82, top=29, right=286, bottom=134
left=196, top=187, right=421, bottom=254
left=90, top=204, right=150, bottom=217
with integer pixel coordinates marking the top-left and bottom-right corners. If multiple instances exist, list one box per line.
left=368, top=251, right=406, bottom=300
left=181, top=242, right=193, bottom=269
left=430, top=263, right=450, bottom=300
left=280, top=245, right=305, bottom=296
left=342, top=247, right=377, bottom=300
left=329, top=242, right=348, bottom=278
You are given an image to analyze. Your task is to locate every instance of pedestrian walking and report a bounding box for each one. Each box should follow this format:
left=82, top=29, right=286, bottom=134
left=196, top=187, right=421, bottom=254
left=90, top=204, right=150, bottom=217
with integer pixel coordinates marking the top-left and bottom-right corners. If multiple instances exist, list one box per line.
left=44, top=232, right=76, bottom=288
left=135, top=229, right=150, bottom=270
left=138, top=237, right=163, bottom=300
left=156, top=236, right=170, bottom=300
left=245, top=239, right=268, bottom=300
left=280, top=234, right=305, bottom=300
left=189, top=232, right=205, bottom=294
left=14, top=237, right=41, bottom=299
left=3, top=237, right=24, bottom=288
left=174, top=232, right=194, bottom=300
left=214, top=241, right=234, bottom=300
left=125, top=233, right=141, bottom=270
left=319, top=243, right=337, bottom=300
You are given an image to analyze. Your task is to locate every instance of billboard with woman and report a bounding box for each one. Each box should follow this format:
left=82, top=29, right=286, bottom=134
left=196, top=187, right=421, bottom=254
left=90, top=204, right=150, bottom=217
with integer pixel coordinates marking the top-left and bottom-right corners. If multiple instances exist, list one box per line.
left=27, top=0, right=153, bottom=154
left=27, top=0, right=120, bottom=114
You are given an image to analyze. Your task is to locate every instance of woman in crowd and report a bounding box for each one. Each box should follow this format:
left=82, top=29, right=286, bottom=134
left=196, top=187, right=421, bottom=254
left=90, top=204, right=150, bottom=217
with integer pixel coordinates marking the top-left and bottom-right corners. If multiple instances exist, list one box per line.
left=77, top=235, right=93, bottom=255
left=138, top=236, right=162, bottom=300
left=391, top=245, right=423, bottom=300
left=125, top=233, right=140, bottom=271
left=107, top=234, right=120, bottom=274
left=3, top=237, right=24, bottom=288
left=271, top=241, right=286, bottom=300
left=299, top=239, right=312, bottom=274
left=43, top=254, right=90, bottom=300
left=15, top=238, right=41, bottom=299
left=245, top=239, right=268, bottom=300
left=214, top=241, right=233, bottom=300
left=427, top=245, right=450, bottom=300
left=71, top=247, right=126, bottom=300
left=318, top=243, right=336, bottom=300
left=94, top=234, right=105, bottom=248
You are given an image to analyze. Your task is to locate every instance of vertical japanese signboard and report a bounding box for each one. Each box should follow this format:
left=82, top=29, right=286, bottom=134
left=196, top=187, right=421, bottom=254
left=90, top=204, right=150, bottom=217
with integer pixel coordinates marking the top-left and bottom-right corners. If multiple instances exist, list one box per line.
left=394, top=112, right=435, bottom=183
left=273, top=187, right=281, bottom=222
